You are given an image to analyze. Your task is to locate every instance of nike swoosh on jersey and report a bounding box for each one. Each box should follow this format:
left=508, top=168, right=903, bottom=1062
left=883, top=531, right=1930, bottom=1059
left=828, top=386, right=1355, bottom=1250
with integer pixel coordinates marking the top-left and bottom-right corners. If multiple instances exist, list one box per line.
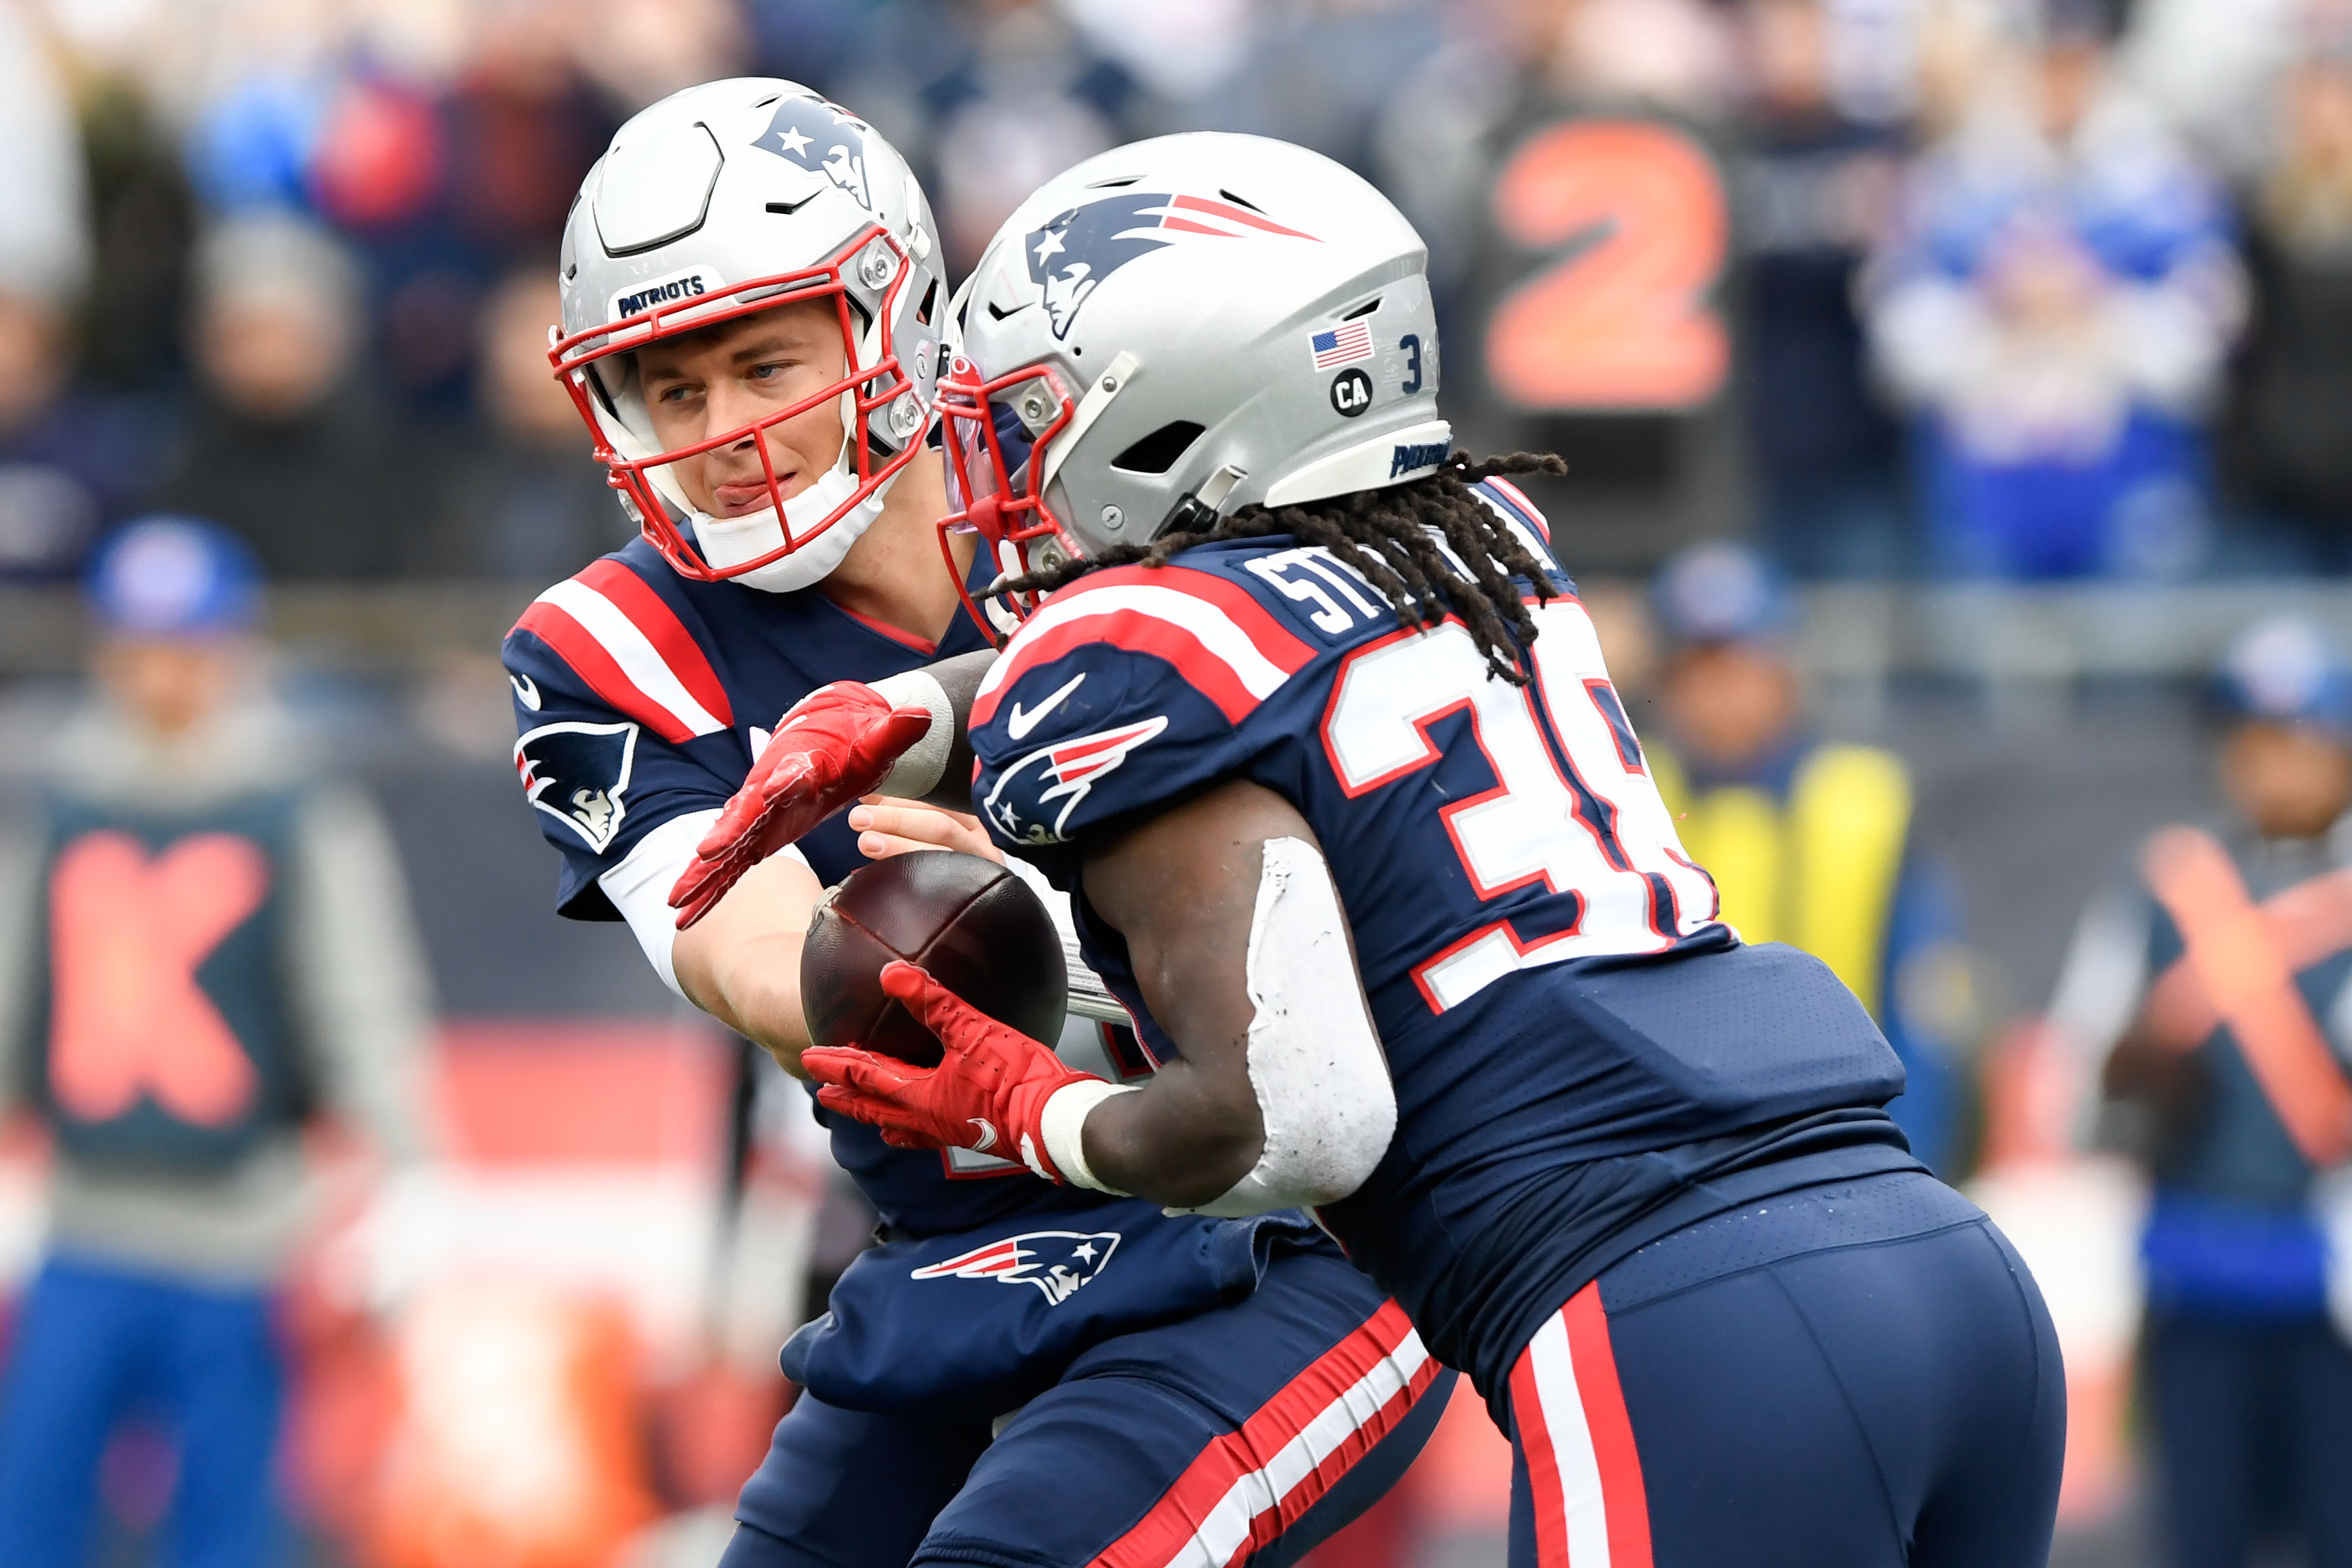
left=1007, top=673, right=1087, bottom=739
left=511, top=673, right=542, bottom=710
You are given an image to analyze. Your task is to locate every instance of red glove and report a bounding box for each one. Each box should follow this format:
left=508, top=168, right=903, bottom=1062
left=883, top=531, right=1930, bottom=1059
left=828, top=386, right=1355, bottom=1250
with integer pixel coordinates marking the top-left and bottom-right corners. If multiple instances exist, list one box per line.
left=669, top=682, right=935, bottom=929
left=803, top=961, right=1100, bottom=1180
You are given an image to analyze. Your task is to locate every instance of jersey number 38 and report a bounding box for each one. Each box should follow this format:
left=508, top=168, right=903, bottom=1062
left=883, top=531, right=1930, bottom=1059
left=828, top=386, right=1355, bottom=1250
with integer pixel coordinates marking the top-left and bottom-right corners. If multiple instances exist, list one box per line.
left=1322, top=598, right=1720, bottom=1012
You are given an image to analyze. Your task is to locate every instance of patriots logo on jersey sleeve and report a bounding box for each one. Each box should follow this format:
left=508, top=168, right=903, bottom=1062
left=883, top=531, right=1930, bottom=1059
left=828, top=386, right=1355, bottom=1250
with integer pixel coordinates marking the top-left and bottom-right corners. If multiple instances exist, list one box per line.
left=515, top=721, right=639, bottom=853
left=908, top=1230, right=1120, bottom=1305
left=752, top=97, right=872, bottom=210
left=981, top=716, right=1168, bottom=845
left=1025, top=194, right=1317, bottom=340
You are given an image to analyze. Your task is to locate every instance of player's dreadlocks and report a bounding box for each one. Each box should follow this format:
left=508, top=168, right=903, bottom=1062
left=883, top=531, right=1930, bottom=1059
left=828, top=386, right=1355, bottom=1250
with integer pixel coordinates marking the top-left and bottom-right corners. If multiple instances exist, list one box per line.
left=1000, top=451, right=1569, bottom=685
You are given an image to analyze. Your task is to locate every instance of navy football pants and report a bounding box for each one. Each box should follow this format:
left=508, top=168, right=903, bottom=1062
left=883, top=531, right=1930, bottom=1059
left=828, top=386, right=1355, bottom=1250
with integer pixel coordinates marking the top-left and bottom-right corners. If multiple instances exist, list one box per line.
left=1505, top=1172, right=2065, bottom=1568
left=721, top=1243, right=1453, bottom=1567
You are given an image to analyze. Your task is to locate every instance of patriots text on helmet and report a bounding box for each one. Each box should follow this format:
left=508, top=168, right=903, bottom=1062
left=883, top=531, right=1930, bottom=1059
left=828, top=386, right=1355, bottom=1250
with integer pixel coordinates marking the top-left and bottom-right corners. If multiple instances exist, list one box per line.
left=612, top=273, right=708, bottom=319
left=1390, top=440, right=1449, bottom=479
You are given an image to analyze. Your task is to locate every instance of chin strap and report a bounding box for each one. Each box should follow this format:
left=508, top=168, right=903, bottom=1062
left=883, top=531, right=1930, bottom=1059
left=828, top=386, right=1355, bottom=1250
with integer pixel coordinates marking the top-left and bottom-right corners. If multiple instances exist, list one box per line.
left=690, top=464, right=892, bottom=592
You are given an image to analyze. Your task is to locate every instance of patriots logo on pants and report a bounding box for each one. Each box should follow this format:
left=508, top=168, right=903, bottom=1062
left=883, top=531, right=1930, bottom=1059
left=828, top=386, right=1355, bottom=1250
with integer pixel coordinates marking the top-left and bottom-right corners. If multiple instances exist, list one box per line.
left=1024, top=194, right=1317, bottom=340
left=909, top=1230, right=1120, bottom=1305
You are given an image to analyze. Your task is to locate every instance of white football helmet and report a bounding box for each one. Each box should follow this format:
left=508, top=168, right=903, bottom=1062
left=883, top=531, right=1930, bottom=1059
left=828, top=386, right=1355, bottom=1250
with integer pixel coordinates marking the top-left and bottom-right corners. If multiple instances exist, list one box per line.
left=554, top=78, right=947, bottom=592
left=938, top=132, right=1447, bottom=635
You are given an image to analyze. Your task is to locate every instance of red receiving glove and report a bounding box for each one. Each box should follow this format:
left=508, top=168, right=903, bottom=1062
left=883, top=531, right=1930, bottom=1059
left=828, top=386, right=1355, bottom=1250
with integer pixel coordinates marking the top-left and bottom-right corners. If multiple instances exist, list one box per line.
left=803, top=961, right=1101, bottom=1181
left=669, top=682, right=935, bottom=929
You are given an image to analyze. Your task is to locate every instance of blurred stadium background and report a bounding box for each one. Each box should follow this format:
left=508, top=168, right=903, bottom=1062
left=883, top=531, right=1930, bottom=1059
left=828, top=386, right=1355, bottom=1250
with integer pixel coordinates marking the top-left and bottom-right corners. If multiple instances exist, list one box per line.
left=0, top=0, right=2348, bottom=1563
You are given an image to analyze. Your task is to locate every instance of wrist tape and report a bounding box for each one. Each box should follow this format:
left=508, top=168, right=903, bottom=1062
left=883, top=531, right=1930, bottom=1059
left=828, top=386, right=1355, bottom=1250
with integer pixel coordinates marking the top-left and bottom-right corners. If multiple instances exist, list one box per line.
left=865, top=670, right=953, bottom=798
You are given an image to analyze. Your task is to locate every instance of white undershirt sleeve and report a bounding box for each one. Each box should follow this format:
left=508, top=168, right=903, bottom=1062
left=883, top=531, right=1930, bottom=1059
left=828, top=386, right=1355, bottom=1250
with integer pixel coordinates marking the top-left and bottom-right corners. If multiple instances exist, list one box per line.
left=596, top=809, right=808, bottom=997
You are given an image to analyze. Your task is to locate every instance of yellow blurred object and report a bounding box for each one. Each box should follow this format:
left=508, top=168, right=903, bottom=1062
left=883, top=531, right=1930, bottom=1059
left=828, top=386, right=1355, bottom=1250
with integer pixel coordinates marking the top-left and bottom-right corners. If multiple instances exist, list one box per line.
left=371, top=1280, right=659, bottom=1568
left=1652, top=743, right=1911, bottom=1014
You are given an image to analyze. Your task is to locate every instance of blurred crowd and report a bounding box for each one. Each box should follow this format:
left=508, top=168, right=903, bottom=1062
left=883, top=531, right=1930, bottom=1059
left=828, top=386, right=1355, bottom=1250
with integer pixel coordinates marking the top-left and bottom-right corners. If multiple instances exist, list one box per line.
left=0, top=0, right=2349, bottom=589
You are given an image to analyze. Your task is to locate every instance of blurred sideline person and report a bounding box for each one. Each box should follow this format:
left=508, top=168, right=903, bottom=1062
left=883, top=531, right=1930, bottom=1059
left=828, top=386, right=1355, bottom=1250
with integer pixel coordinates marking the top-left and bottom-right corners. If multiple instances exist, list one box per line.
left=2222, top=45, right=2352, bottom=571
left=1867, top=0, right=2241, bottom=580
left=156, top=215, right=417, bottom=581
left=0, top=519, right=436, bottom=1567
left=407, top=265, right=635, bottom=581
left=2049, top=615, right=2352, bottom=1568
left=1732, top=0, right=1908, bottom=580
left=501, top=82, right=1447, bottom=1568
left=0, top=284, right=166, bottom=581
left=1646, top=543, right=1975, bottom=1172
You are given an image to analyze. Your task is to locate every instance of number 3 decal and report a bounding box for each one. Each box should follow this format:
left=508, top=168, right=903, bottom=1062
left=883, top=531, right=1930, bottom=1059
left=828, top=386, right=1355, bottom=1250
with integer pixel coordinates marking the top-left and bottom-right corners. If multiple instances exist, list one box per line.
left=1484, top=120, right=1730, bottom=413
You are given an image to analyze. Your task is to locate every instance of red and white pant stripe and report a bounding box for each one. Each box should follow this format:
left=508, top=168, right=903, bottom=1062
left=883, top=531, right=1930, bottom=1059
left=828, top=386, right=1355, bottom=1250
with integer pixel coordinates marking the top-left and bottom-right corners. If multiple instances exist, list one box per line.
left=1093, top=1299, right=1441, bottom=1568
left=1509, top=1282, right=1653, bottom=1568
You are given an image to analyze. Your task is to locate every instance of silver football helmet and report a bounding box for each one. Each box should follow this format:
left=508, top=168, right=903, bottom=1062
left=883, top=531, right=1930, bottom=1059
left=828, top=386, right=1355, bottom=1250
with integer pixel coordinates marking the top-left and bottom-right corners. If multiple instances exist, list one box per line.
left=938, top=132, right=1446, bottom=635
left=554, top=78, right=946, bottom=592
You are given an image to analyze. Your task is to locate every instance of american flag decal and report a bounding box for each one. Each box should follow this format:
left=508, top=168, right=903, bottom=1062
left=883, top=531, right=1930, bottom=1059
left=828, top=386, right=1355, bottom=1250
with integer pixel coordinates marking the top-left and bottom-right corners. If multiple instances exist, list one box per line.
left=1311, top=320, right=1374, bottom=371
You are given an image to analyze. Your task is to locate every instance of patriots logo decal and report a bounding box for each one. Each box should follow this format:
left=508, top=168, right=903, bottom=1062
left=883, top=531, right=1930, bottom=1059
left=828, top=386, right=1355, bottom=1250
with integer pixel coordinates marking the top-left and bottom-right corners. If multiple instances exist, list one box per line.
left=983, top=716, right=1169, bottom=845
left=753, top=97, right=873, bottom=211
left=1024, top=193, right=1316, bottom=340
left=515, top=721, right=639, bottom=853
left=909, top=1230, right=1120, bottom=1305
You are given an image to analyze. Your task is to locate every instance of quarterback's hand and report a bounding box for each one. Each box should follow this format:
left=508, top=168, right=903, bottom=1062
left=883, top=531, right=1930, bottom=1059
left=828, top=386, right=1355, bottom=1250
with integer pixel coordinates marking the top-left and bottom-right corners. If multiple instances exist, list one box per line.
left=847, top=797, right=1005, bottom=864
left=804, top=961, right=1096, bottom=1180
left=669, top=683, right=934, bottom=929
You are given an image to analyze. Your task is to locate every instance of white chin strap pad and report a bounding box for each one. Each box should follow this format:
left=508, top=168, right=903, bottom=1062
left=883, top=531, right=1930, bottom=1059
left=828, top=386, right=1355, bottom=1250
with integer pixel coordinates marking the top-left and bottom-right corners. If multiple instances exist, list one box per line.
left=1183, top=835, right=1394, bottom=1218
left=691, top=461, right=889, bottom=594
left=677, top=386, right=893, bottom=595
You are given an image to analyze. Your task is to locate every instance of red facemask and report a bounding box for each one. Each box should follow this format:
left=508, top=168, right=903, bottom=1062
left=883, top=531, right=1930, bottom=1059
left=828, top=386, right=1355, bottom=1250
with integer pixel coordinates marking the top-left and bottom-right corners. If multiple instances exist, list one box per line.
left=935, top=356, right=1083, bottom=645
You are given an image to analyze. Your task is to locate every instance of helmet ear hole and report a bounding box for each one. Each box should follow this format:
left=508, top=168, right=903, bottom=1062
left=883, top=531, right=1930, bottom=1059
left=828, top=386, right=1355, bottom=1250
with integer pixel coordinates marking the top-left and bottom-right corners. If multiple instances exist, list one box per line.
left=1109, top=420, right=1205, bottom=475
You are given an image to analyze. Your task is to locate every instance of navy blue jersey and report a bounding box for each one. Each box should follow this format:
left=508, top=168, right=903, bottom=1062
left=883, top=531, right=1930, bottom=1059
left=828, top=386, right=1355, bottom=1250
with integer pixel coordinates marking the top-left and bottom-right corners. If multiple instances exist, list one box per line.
left=969, top=481, right=1918, bottom=1396
left=500, top=535, right=1127, bottom=1236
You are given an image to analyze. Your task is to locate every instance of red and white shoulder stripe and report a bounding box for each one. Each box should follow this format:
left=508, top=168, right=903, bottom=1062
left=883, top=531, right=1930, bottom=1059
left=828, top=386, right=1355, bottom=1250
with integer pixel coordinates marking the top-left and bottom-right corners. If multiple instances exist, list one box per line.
left=511, top=559, right=735, bottom=744
left=971, top=565, right=1316, bottom=729
left=1094, top=1299, right=1442, bottom=1568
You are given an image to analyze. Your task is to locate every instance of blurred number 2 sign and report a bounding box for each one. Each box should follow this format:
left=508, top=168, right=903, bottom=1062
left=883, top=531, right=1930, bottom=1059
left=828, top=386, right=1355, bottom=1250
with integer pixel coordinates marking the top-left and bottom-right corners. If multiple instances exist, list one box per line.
left=1485, top=120, right=1729, bottom=413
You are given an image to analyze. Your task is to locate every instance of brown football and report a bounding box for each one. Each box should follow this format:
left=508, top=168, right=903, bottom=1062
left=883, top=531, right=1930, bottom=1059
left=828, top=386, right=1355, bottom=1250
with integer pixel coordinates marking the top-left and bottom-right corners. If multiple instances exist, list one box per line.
left=799, top=851, right=1067, bottom=1066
